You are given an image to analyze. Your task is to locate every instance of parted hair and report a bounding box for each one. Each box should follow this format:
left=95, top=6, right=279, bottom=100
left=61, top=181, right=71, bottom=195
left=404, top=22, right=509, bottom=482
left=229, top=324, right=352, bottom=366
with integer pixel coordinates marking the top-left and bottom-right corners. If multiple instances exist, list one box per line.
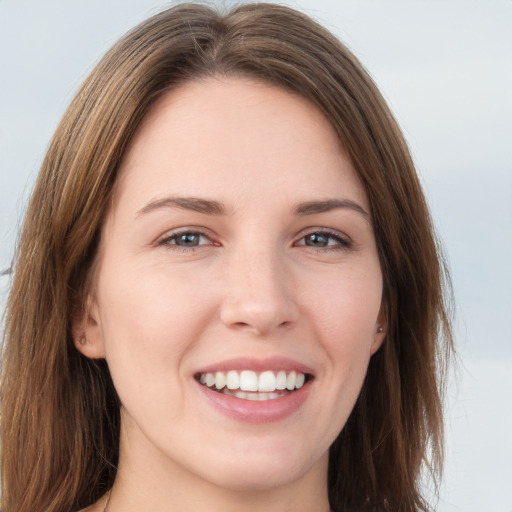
left=0, top=3, right=453, bottom=512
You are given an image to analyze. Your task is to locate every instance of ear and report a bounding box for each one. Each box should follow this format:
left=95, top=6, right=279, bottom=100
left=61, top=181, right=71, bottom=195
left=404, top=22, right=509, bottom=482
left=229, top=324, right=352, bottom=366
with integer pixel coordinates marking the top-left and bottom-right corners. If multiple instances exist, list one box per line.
left=71, top=296, right=107, bottom=359
left=370, top=304, right=388, bottom=355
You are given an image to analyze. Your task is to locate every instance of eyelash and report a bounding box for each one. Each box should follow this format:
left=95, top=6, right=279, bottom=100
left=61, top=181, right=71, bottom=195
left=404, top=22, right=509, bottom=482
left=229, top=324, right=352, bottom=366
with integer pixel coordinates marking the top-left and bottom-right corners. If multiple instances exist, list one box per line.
left=157, top=230, right=215, bottom=252
left=157, top=228, right=352, bottom=252
left=295, top=229, right=352, bottom=251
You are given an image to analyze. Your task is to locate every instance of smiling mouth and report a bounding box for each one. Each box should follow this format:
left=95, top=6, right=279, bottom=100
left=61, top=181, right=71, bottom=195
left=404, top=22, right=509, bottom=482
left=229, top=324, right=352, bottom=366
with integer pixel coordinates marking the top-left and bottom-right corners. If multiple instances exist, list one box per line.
left=196, top=370, right=311, bottom=401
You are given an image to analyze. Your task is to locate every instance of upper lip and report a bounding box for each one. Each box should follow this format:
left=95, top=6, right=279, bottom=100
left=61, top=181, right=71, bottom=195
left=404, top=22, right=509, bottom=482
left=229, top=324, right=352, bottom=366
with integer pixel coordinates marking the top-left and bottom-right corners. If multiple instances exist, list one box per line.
left=195, top=356, right=314, bottom=376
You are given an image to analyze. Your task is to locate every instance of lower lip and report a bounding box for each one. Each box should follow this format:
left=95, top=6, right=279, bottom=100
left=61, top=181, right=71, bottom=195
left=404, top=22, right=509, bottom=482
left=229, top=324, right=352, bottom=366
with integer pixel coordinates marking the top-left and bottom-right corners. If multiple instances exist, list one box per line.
left=196, top=381, right=312, bottom=423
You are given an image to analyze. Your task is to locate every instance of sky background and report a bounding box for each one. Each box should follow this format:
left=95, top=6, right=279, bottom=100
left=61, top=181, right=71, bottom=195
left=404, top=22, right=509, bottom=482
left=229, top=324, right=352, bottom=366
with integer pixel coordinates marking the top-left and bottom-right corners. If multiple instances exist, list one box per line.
left=1, top=1, right=511, bottom=510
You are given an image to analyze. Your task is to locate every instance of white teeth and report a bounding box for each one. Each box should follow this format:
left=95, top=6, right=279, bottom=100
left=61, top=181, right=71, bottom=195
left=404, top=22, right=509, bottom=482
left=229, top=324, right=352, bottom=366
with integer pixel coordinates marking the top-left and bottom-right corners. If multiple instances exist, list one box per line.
left=240, top=370, right=258, bottom=391
left=223, top=389, right=283, bottom=401
left=214, top=371, right=226, bottom=390
left=226, top=370, right=239, bottom=390
left=258, top=370, right=276, bottom=392
left=275, top=370, right=287, bottom=390
left=199, top=369, right=308, bottom=393
left=205, top=373, right=215, bottom=387
left=286, top=371, right=296, bottom=391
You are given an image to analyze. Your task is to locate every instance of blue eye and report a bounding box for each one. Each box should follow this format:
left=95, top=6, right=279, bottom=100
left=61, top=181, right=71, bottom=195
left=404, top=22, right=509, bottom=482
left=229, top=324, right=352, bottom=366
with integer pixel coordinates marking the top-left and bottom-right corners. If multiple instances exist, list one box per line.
left=173, top=233, right=204, bottom=247
left=304, top=233, right=331, bottom=247
left=160, top=231, right=211, bottom=249
left=297, top=231, right=351, bottom=249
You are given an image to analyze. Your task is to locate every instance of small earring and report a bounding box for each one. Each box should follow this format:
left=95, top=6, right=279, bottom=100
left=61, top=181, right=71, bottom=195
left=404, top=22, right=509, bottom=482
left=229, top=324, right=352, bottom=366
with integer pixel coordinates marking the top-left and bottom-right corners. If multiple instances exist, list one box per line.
left=79, top=336, right=86, bottom=346
left=377, top=327, right=384, bottom=334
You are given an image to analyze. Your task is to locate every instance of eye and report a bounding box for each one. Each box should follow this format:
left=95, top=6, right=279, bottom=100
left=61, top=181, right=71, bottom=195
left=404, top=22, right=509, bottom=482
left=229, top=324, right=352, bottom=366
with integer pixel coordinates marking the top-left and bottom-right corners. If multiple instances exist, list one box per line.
left=296, top=230, right=351, bottom=250
left=158, top=230, right=214, bottom=250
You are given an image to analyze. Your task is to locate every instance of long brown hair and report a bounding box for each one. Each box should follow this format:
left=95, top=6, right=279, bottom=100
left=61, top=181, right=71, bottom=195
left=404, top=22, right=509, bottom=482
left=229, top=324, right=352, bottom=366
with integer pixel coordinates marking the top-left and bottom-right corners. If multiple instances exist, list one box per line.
left=1, top=3, right=453, bottom=511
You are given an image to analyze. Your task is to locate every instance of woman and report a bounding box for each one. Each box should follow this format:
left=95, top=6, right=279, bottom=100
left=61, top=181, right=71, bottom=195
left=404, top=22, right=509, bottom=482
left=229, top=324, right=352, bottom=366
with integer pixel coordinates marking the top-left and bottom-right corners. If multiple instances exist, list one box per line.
left=0, top=3, right=453, bottom=512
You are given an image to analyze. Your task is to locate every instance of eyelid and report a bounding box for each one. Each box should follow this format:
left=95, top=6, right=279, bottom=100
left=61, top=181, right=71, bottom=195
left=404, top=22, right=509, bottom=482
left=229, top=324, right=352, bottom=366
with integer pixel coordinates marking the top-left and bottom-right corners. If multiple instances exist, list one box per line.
left=294, top=227, right=352, bottom=249
left=156, top=227, right=219, bottom=249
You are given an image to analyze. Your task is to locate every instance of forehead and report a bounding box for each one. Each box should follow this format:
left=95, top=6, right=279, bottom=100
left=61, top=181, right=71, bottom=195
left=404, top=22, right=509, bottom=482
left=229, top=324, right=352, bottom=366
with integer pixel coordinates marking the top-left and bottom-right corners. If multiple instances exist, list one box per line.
left=113, top=77, right=369, bottom=214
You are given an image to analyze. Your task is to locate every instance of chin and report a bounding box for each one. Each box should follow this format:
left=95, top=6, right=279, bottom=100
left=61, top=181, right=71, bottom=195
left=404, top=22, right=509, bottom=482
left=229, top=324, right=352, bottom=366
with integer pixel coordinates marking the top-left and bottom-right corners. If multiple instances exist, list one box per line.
left=190, top=443, right=328, bottom=493
left=203, top=464, right=310, bottom=492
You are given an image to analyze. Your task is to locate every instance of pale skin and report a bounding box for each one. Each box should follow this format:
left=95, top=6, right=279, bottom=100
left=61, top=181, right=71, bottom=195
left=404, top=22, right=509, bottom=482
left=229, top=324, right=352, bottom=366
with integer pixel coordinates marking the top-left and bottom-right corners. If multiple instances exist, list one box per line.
left=76, top=77, right=386, bottom=512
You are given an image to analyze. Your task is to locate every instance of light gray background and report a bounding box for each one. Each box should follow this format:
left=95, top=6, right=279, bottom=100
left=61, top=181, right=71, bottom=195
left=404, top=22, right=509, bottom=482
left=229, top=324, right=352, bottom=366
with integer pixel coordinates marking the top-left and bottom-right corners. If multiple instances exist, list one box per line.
left=1, top=1, right=511, bottom=510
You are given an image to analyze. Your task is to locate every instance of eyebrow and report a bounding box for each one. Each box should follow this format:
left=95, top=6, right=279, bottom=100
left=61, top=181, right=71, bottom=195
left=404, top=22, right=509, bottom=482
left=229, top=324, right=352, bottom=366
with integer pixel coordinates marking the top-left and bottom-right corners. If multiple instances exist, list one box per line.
left=136, top=196, right=368, bottom=219
left=294, top=199, right=369, bottom=218
left=137, top=196, right=226, bottom=217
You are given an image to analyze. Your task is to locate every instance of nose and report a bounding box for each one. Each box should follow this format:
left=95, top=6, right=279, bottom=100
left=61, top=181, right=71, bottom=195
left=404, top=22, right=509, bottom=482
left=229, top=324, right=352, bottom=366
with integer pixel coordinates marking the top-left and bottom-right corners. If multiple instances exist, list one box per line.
left=220, top=246, right=299, bottom=336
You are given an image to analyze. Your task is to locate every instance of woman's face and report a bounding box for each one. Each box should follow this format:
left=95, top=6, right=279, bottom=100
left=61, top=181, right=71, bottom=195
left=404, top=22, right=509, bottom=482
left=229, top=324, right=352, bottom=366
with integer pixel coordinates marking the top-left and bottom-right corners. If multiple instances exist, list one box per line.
left=80, top=77, right=385, bottom=492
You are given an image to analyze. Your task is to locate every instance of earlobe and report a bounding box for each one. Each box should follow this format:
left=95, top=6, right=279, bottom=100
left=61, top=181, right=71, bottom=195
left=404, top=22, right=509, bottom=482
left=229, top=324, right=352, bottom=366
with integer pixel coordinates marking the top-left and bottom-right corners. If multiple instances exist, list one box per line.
left=371, top=326, right=386, bottom=355
left=71, top=298, right=107, bottom=359
left=371, top=306, right=388, bottom=355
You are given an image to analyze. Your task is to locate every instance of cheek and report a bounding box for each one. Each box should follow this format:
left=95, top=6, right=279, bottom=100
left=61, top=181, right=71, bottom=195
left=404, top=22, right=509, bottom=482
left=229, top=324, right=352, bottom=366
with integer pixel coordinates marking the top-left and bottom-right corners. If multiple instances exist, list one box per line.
left=303, top=265, right=382, bottom=398
left=307, top=266, right=382, bottom=344
left=100, top=259, right=209, bottom=337
left=95, top=263, right=217, bottom=395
